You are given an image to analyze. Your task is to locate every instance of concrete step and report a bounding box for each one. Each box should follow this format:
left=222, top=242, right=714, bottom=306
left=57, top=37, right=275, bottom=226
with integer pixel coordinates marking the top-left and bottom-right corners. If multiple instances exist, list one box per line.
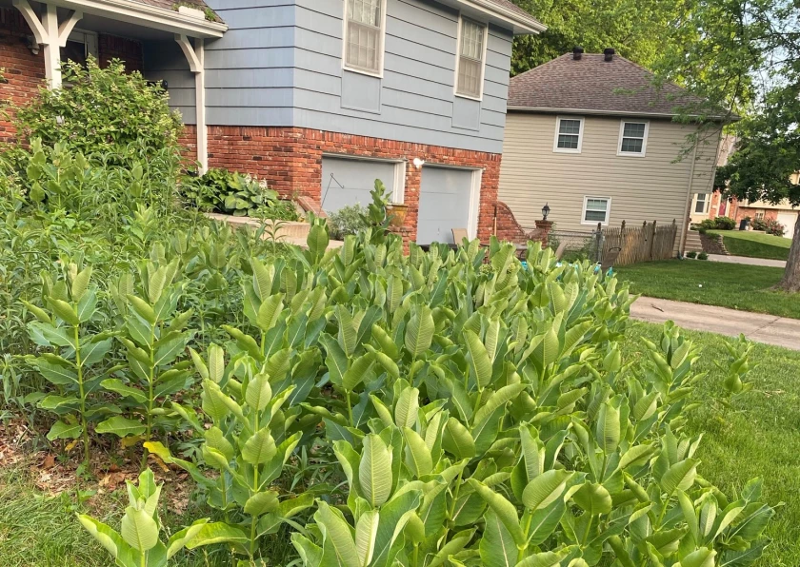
left=684, top=231, right=703, bottom=251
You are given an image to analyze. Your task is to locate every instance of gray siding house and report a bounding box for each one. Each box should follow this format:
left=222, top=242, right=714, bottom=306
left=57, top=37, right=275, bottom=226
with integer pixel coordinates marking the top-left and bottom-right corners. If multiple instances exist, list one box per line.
left=0, top=0, right=544, bottom=245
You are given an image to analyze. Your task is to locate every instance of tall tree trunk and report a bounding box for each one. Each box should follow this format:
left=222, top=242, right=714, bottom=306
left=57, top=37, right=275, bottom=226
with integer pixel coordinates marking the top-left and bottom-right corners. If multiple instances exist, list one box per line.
left=780, top=211, right=800, bottom=292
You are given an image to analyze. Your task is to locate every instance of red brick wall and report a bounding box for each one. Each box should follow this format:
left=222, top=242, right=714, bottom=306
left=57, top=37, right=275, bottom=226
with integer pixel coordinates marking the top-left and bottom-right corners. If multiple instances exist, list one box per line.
left=205, top=126, right=503, bottom=241
left=0, top=8, right=45, bottom=142
left=493, top=200, right=529, bottom=243
left=98, top=34, right=143, bottom=72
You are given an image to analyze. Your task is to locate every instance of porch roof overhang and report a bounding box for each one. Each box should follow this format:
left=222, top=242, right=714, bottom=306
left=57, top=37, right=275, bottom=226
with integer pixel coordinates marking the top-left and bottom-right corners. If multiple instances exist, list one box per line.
left=37, top=0, right=226, bottom=38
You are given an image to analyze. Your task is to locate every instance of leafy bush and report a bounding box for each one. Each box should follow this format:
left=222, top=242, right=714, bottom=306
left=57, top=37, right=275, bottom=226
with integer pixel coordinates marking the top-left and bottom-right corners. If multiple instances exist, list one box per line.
left=751, top=218, right=768, bottom=231
left=765, top=219, right=786, bottom=237
left=714, top=216, right=736, bottom=230
left=12, top=59, right=182, bottom=169
left=697, top=252, right=709, bottom=260
left=686, top=251, right=697, bottom=258
left=181, top=168, right=299, bottom=220
left=698, top=219, right=716, bottom=230
left=326, top=204, right=370, bottom=239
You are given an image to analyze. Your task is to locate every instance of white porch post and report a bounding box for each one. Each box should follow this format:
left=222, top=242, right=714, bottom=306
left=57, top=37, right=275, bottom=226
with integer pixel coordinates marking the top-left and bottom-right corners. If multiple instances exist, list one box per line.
left=12, top=0, right=82, bottom=89
left=176, top=34, right=207, bottom=173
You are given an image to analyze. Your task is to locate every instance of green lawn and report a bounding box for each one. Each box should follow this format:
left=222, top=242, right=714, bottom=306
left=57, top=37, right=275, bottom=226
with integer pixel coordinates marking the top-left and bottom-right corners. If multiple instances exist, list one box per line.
left=621, top=322, right=800, bottom=566
left=617, top=259, right=800, bottom=319
left=708, top=229, right=792, bottom=261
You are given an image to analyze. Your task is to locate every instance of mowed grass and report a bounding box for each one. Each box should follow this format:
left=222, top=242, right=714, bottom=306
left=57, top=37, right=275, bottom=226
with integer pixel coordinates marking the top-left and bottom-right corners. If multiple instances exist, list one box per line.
left=617, top=260, right=800, bottom=319
left=622, top=322, right=800, bottom=565
left=708, top=229, right=792, bottom=261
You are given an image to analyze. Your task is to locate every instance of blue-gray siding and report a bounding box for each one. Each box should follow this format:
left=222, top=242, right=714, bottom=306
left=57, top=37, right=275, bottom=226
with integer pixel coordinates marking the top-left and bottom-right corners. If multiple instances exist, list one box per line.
left=149, top=0, right=514, bottom=153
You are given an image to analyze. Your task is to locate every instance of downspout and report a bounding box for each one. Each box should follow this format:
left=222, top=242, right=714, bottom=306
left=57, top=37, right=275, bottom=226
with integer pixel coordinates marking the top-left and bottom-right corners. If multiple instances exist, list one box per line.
left=176, top=34, right=207, bottom=173
left=678, top=138, right=699, bottom=255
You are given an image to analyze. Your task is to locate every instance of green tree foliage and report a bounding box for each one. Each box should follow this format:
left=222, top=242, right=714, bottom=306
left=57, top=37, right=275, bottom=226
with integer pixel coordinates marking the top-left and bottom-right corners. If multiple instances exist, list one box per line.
left=509, top=0, right=690, bottom=75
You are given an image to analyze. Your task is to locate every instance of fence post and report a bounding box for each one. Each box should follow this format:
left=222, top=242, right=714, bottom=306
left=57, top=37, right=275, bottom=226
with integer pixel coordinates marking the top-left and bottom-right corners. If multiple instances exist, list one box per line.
left=596, top=222, right=603, bottom=263
left=648, top=220, right=658, bottom=260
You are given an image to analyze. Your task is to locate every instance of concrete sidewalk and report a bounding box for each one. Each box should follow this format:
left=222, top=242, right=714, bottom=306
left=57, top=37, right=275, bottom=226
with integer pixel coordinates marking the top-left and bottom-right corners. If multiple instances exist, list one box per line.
left=707, top=254, right=787, bottom=268
left=630, top=296, right=800, bottom=350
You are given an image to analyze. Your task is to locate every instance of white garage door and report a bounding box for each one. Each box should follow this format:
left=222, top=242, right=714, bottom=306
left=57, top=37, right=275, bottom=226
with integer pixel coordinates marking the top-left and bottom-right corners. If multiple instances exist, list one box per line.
left=777, top=212, right=798, bottom=239
left=417, top=166, right=478, bottom=245
left=320, top=157, right=399, bottom=213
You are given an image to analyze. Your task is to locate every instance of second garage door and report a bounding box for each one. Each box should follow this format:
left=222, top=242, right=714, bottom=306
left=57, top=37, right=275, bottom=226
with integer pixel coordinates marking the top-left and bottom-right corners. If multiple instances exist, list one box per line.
left=777, top=211, right=798, bottom=239
left=417, top=166, right=478, bottom=245
left=321, top=157, right=399, bottom=213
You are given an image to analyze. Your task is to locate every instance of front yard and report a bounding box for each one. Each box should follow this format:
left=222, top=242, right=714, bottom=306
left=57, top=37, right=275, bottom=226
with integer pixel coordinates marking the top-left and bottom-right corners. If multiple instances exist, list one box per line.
left=617, top=259, right=800, bottom=319
left=708, top=230, right=792, bottom=261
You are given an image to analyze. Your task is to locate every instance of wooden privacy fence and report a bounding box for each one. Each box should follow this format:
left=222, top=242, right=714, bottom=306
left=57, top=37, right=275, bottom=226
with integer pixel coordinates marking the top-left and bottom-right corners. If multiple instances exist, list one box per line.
left=601, top=220, right=678, bottom=266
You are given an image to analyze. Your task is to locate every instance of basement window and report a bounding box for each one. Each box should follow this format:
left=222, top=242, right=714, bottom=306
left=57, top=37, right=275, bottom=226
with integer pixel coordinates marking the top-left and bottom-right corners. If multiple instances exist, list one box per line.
left=583, top=196, right=611, bottom=225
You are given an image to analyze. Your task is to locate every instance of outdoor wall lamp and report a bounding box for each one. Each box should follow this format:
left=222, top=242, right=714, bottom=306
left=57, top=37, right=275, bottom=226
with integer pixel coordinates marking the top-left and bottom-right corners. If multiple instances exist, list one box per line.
left=22, top=35, right=39, bottom=55
left=542, top=202, right=551, bottom=220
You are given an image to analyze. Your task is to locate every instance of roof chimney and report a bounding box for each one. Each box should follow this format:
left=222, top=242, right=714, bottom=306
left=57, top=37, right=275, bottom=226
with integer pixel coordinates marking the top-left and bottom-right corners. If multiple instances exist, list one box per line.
left=604, top=48, right=616, bottom=62
left=572, top=46, right=584, bottom=60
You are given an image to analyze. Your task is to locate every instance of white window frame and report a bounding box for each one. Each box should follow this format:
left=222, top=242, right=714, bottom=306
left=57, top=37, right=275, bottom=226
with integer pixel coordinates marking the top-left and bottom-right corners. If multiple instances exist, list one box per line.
left=694, top=193, right=710, bottom=214
left=582, top=196, right=612, bottom=226
left=63, top=28, right=98, bottom=62
left=454, top=15, right=489, bottom=101
left=342, top=0, right=388, bottom=78
left=617, top=120, right=649, bottom=157
left=553, top=116, right=585, bottom=154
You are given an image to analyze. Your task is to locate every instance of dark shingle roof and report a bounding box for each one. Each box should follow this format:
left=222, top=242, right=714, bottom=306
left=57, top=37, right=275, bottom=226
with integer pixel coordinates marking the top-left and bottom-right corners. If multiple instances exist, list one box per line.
left=132, top=0, right=221, bottom=23
left=488, top=0, right=538, bottom=20
left=508, top=53, right=706, bottom=117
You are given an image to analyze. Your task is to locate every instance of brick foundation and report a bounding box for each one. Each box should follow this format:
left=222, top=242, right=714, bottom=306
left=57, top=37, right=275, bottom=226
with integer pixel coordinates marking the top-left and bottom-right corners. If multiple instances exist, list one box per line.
left=203, top=126, right=503, bottom=242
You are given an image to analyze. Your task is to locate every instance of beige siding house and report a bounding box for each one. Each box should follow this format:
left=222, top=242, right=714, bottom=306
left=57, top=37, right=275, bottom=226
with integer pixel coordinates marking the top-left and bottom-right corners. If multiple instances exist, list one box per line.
left=499, top=48, right=727, bottom=254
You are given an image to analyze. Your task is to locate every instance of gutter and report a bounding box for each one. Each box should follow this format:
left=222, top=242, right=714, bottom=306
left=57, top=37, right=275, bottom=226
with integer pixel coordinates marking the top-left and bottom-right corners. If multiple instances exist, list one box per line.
left=454, top=0, right=546, bottom=34
left=507, top=106, right=736, bottom=122
left=48, top=0, right=227, bottom=37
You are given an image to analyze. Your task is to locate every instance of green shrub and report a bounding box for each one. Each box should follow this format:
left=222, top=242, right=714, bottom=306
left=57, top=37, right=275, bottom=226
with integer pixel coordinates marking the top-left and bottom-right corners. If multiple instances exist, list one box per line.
left=714, top=216, right=736, bottom=230
left=12, top=59, right=182, bottom=169
left=765, top=219, right=786, bottom=237
left=698, top=219, right=716, bottom=230
left=752, top=217, right=768, bottom=231
left=686, top=251, right=698, bottom=258
left=326, top=203, right=370, bottom=239
left=181, top=168, right=299, bottom=220
left=698, top=251, right=709, bottom=260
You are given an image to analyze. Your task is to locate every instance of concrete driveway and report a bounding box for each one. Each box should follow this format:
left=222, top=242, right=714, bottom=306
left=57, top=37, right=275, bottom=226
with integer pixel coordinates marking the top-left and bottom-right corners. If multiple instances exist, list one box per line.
left=631, top=296, right=800, bottom=350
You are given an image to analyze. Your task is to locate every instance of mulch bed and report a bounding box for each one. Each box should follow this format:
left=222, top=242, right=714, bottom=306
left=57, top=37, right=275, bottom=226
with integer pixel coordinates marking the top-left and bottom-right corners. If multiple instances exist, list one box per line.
left=700, top=233, right=728, bottom=255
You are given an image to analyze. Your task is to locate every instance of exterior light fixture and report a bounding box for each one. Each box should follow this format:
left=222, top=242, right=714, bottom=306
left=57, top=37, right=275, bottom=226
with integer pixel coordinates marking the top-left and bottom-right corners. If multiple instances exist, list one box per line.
left=542, top=202, right=551, bottom=220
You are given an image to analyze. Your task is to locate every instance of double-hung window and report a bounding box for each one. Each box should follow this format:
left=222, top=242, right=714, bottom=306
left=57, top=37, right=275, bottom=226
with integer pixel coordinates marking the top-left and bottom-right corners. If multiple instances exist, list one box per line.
left=60, top=30, right=98, bottom=69
left=694, top=193, right=709, bottom=214
left=618, top=120, right=649, bottom=156
left=344, top=0, right=386, bottom=75
left=553, top=117, right=584, bottom=153
left=583, top=197, right=611, bottom=225
left=456, top=18, right=487, bottom=99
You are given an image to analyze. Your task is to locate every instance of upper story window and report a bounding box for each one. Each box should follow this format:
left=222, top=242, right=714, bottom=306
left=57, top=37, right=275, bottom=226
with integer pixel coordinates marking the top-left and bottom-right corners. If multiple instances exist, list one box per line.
left=553, top=116, right=584, bottom=153
left=61, top=29, right=98, bottom=68
left=344, top=0, right=386, bottom=76
left=456, top=17, right=487, bottom=99
left=618, top=120, right=649, bottom=156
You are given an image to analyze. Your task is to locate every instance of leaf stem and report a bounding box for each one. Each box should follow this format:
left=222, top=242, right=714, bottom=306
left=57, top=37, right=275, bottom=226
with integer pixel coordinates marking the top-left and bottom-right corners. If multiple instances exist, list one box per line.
left=74, top=323, right=90, bottom=470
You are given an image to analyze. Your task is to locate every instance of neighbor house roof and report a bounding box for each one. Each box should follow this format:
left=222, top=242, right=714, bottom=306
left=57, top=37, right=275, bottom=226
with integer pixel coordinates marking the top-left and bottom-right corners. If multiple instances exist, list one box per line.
left=508, top=52, right=725, bottom=119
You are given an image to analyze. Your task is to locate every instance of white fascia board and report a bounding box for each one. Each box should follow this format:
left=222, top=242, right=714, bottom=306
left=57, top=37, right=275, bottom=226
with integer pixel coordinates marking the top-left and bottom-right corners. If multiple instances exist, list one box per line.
left=441, top=0, right=546, bottom=34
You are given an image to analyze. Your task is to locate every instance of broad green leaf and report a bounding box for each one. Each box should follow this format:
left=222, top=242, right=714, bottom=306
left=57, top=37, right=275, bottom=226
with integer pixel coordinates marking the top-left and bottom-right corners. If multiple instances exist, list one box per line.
left=101, top=379, right=147, bottom=404
left=359, top=434, right=393, bottom=507
left=96, top=417, right=147, bottom=438
left=394, top=386, right=419, bottom=428
left=479, top=509, right=517, bottom=567
left=343, top=352, right=375, bottom=392
left=207, top=343, right=224, bottom=383
left=47, top=420, right=83, bottom=441
left=442, top=417, right=476, bottom=460
left=405, top=305, right=434, bottom=357
left=355, top=509, right=380, bottom=567
left=246, top=373, right=272, bottom=410
left=50, top=299, right=80, bottom=326
left=403, top=427, right=433, bottom=477
left=183, top=522, right=249, bottom=549
left=678, top=548, right=716, bottom=567
left=572, top=482, right=612, bottom=516
left=474, top=384, right=526, bottom=425
left=464, top=330, right=493, bottom=390
left=244, top=491, right=280, bottom=517
left=522, top=470, right=572, bottom=512
left=120, top=507, right=159, bottom=553
left=468, top=480, right=525, bottom=546
left=315, top=501, right=359, bottom=567
left=596, top=402, right=621, bottom=455
left=257, top=293, right=284, bottom=331
left=661, top=459, right=699, bottom=494
left=242, top=427, right=277, bottom=465
left=77, top=515, right=129, bottom=560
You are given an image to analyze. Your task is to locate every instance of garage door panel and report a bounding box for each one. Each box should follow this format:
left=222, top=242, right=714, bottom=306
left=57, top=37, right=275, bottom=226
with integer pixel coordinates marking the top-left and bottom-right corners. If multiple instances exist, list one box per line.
left=417, top=167, right=475, bottom=245
left=777, top=212, right=797, bottom=239
left=321, top=157, right=396, bottom=213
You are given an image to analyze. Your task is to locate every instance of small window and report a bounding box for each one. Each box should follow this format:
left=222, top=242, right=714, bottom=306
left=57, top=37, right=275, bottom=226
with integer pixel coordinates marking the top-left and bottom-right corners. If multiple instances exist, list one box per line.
left=60, top=30, right=98, bottom=68
left=344, top=0, right=386, bottom=75
left=618, top=120, right=649, bottom=156
left=456, top=18, right=487, bottom=99
left=694, top=193, right=709, bottom=214
left=553, top=117, right=584, bottom=153
left=583, top=197, right=611, bottom=225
